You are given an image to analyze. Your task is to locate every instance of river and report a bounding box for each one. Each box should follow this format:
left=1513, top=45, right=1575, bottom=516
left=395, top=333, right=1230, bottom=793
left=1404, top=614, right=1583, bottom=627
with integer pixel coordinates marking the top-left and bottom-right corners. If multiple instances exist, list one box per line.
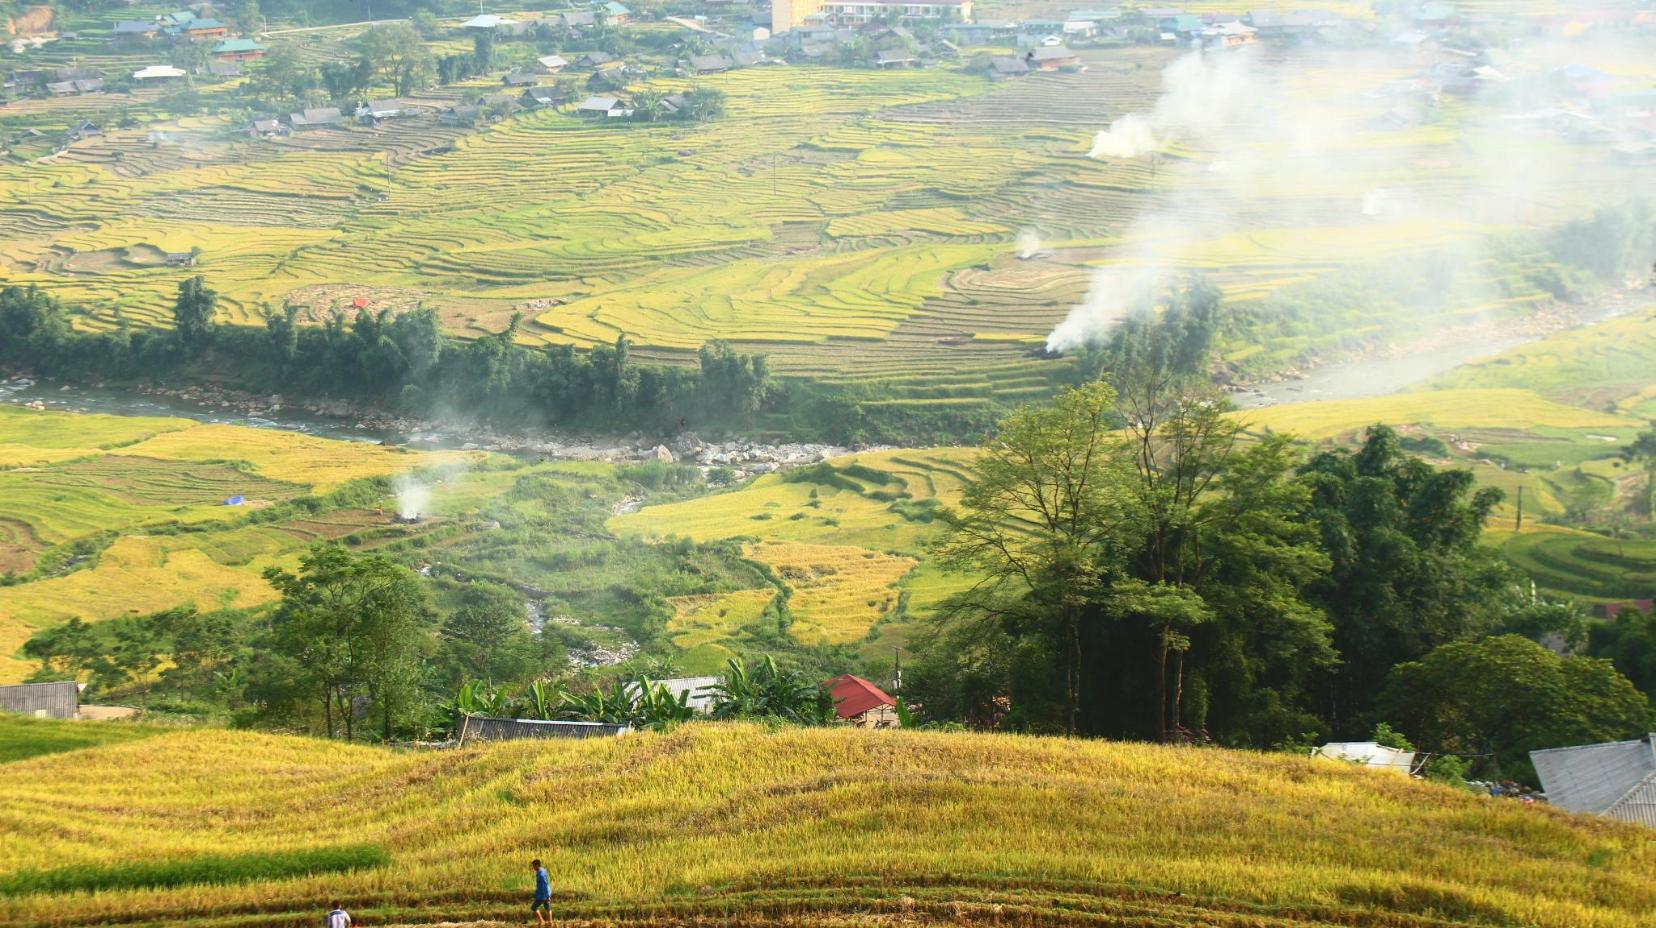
left=1, top=294, right=1642, bottom=446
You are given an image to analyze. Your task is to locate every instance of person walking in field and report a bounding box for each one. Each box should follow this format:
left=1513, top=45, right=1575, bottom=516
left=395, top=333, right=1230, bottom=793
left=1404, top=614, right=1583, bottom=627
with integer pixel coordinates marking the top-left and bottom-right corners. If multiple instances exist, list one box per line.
left=326, top=902, right=352, bottom=928
left=531, top=859, right=552, bottom=924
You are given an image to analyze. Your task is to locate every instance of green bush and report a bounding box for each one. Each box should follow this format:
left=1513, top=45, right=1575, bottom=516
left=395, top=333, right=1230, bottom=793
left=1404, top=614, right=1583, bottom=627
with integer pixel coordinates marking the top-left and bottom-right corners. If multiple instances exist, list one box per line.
left=0, top=845, right=390, bottom=895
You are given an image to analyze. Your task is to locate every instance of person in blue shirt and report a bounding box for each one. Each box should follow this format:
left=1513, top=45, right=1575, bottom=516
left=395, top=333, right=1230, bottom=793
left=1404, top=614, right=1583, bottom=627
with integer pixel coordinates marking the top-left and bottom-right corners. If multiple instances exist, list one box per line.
left=530, top=859, right=552, bottom=924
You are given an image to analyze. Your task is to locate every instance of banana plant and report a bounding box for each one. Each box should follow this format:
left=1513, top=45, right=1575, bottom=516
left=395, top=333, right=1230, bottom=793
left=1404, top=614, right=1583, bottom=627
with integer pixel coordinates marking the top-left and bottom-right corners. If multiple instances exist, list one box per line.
left=522, top=679, right=563, bottom=721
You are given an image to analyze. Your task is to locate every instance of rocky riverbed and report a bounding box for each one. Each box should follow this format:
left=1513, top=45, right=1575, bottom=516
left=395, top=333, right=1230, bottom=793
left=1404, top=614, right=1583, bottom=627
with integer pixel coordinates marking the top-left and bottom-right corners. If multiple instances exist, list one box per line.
left=0, top=376, right=864, bottom=479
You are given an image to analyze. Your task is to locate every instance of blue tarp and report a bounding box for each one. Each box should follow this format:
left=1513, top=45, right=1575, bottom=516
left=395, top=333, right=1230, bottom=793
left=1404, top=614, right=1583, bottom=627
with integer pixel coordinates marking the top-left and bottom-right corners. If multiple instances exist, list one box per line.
left=223, top=496, right=245, bottom=506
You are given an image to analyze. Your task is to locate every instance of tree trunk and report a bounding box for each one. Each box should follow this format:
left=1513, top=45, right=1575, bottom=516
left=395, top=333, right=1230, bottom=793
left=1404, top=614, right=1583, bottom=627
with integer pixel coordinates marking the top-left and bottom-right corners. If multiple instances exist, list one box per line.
left=1172, top=650, right=1186, bottom=735
left=322, top=686, right=335, bottom=739
left=1066, top=610, right=1081, bottom=736
left=1155, top=629, right=1169, bottom=741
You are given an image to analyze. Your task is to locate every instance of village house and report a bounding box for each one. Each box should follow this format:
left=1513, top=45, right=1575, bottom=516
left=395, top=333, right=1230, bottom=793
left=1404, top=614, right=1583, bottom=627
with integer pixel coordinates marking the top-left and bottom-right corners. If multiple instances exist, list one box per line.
left=207, top=60, right=243, bottom=79
left=601, top=2, right=633, bottom=24
left=1026, top=44, right=1079, bottom=70
left=659, top=92, right=689, bottom=116
left=212, top=38, right=267, bottom=61
left=816, top=0, right=972, bottom=26
left=575, top=50, right=617, bottom=69
left=520, top=85, right=569, bottom=108
left=289, top=107, right=345, bottom=130
left=1158, top=13, right=1206, bottom=41
left=357, top=98, right=410, bottom=123
left=1245, top=9, right=1348, bottom=40
left=6, top=69, right=49, bottom=92
left=731, top=46, right=768, bottom=67
left=575, top=94, right=631, bottom=117
left=439, top=104, right=483, bottom=126
left=824, top=674, right=899, bottom=728
left=166, top=251, right=198, bottom=267
left=1202, top=21, right=1257, bottom=49
left=180, top=18, right=230, bottom=41
left=688, top=53, right=734, bottom=74
left=502, top=70, right=541, bottom=87
left=872, top=47, right=920, bottom=68
left=0, top=681, right=80, bottom=720
left=536, top=54, right=570, bottom=73
left=1532, top=736, right=1656, bottom=828
left=112, top=20, right=161, bottom=42
left=250, top=117, right=289, bottom=137
left=46, top=78, right=104, bottom=96
left=132, top=64, right=187, bottom=82
left=461, top=13, right=519, bottom=31
left=557, top=10, right=598, bottom=29
left=988, top=55, right=1029, bottom=78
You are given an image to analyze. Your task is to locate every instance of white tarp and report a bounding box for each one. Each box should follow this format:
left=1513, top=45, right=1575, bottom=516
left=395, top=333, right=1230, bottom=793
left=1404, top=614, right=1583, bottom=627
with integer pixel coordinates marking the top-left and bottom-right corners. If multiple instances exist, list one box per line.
left=1314, top=741, right=1416, bottom=775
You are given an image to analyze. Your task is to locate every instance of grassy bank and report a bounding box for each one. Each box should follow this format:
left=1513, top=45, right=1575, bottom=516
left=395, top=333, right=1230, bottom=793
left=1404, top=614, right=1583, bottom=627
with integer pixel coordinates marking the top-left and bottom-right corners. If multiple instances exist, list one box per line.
left=1, top=721, right=1651, bottom=928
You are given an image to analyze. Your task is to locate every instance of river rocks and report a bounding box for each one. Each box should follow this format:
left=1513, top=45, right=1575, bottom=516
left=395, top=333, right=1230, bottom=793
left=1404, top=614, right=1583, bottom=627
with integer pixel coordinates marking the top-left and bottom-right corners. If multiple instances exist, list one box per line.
left=653, top=444, right=675, bottom=463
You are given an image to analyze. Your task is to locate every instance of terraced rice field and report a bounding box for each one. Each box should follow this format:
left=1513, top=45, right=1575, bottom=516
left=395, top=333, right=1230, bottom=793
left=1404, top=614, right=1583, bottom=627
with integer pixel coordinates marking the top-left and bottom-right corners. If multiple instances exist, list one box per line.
left=744, top=541, right=917, bottom=646
left=2, top=723, right=1653, bottom=928
left=0, top=407, right=470, bottom=681
left=1497, top=527, right=1656, bottom=602
left=1431, top=308, right=1656, bottom=413
left=12, top=35, right=1641, bottom=404
left=665, top=588, right=779, bottom=673
left=614, top=449, right=976, bottom=657
left=1241, top=388, right=1636, bottom=442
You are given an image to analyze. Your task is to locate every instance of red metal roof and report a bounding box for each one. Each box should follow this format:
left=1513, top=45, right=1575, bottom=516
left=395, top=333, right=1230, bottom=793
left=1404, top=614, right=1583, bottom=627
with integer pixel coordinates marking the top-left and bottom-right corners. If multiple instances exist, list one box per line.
left=824, top=674, right=895, bottom=719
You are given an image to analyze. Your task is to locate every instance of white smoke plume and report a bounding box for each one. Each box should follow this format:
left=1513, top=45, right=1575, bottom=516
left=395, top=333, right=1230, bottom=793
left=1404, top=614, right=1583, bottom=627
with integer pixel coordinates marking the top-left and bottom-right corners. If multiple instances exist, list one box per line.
left=1050, top=31, right=1656, bottom=356
left=393, top=472, right=431, bottom=520
left=1089, top=114, right=1157, bottom=159
left=1017, top=228, right=1044, bottom=259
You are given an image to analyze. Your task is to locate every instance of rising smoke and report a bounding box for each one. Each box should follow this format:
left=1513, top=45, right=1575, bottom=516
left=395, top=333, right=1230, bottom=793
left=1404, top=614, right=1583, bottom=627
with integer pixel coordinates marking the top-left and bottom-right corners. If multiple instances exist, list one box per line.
left=393, top=472, right=431, bottom=520
left=1017, top=228, right=1045, bottom=259
left=1047, top=32, right=1656, bottom=355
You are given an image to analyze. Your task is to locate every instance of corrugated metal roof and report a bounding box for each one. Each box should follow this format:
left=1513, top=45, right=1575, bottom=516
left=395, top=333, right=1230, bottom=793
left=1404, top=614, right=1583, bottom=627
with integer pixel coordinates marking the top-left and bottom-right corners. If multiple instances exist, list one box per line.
left=824, top=674, right=894, bottom=719
left=1532, top=737, right=1656, bottom=814
left=457, top=716, right=631, bottom=744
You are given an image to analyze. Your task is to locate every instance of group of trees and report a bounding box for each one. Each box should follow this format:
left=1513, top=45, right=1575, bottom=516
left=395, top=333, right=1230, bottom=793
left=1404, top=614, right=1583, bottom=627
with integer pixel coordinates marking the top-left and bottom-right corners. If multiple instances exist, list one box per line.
left=0, top=280, right=1008, bottom=444
left=908, top=294, right=1655, bottom=781
left=0, top=281, right=774, bottom=435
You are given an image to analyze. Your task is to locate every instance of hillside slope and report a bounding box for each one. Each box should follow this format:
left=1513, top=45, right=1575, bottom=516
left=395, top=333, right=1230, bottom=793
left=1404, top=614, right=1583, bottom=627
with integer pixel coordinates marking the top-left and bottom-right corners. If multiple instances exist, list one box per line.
left=2, top=724, right=1652, bottom=928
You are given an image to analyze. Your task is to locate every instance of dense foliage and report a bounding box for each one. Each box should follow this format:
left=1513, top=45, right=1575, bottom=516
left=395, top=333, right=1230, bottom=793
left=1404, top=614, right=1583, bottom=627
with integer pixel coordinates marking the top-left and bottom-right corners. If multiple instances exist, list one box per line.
left=0, top=281, right=774, bottom=437
left=1380, top=635, right=1653, bottom=781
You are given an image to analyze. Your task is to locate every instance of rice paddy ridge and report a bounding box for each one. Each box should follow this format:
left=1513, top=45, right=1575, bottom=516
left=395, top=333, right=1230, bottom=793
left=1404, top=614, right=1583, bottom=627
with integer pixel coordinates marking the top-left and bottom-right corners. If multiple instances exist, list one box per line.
left=1, top=723, right=1652, bottom=928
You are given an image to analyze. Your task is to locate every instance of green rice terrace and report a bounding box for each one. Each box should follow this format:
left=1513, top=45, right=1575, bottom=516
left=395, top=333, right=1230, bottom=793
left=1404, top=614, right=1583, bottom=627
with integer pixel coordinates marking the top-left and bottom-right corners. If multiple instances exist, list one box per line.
left=3, top=0, right=1653, bottom=412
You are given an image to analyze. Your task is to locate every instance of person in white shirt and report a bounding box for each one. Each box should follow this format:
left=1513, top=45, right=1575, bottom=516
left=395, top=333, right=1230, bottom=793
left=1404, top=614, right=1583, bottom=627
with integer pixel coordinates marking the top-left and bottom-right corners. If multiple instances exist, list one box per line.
left=326, top=902, right=352, bottom=928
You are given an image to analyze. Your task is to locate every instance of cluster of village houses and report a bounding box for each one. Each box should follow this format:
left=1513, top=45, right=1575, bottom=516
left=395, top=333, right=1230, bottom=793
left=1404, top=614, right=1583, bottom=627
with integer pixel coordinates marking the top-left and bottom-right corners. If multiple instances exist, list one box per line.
left=4, top=2, right=1654, bottom=157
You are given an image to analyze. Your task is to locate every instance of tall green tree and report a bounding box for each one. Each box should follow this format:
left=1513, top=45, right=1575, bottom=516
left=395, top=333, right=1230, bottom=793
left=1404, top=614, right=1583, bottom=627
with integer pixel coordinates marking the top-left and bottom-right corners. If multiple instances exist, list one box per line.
left=357, top=22, right=435, bottom=96
left=1299, top=425, right=1508, bottom=731
left=1589, top=606, right=1656, bottom=708
left=172, top=275, right=217, bottom=356
left=932, top=381, right=1142, bottom=734
left=1380, top=635, right=1653, bottom=783
left=263, top=545, right=434, bottom=741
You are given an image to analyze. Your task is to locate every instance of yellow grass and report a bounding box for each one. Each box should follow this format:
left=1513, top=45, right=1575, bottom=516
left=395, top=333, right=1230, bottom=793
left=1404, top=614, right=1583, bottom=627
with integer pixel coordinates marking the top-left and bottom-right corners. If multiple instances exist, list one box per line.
left=0, top=407, right=193, bottom=467
left=1, top=723, right=1651, bottom=928
left=0, top=536, right=280, bottom=681
left=1241, top=388, right=1635, bottom=441
left=119, top=425, right=468, bottom=491
left=665, top=588, right=778, bottom=670
left=744, top=542, right=916, bottom=646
